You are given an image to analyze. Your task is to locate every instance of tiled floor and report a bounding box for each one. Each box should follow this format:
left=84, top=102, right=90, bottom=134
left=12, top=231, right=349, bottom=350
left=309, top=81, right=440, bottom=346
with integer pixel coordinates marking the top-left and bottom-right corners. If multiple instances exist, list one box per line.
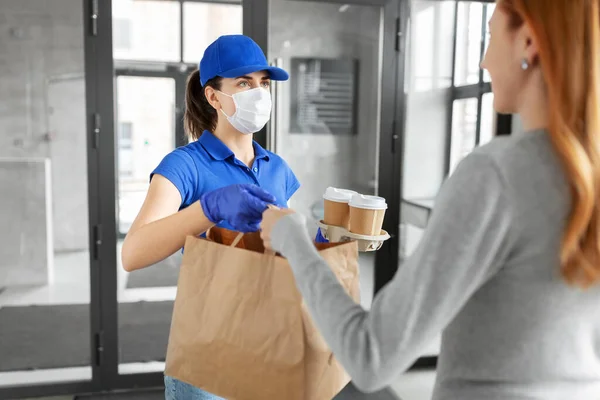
left=3, top=246, right=439, bottom=399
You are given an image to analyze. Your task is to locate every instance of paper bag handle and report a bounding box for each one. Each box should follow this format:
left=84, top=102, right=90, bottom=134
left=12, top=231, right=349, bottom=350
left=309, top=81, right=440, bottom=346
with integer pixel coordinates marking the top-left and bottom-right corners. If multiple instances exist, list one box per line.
left=230, top=232, right=276, bottom=257
left=209, top=227, right=275, bottom=256
left=230, top=232, right=244, bottom=248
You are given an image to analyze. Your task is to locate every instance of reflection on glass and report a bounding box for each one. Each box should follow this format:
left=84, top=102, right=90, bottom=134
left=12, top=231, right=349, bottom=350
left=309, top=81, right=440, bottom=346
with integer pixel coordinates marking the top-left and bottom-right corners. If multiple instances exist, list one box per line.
left=183, top=2, right=243, bottom=63
left=112, top=0, right=181, bottom=62
left=0, top=0, right=92, bottom=386
left=480, top=92, right=496, bottom=145
left=449, top=98, right=479, bottom=173
left=454, top=2, right=483, bottom=86
left=483, top=4, right=496, bottom=82
left=116, top=77, right=176, bottom=234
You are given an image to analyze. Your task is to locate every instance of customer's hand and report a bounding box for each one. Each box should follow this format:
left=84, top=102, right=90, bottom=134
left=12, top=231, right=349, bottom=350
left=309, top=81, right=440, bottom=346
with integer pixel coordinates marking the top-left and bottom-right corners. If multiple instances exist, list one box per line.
left=260, top=207, right=296, bottom=250
left=200, top=184, right=276, bottom=232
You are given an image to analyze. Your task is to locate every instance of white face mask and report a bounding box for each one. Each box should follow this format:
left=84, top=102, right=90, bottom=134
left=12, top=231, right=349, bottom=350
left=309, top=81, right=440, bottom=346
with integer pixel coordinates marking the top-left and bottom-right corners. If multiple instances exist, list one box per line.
left=218, top=88, right=272, bottom=135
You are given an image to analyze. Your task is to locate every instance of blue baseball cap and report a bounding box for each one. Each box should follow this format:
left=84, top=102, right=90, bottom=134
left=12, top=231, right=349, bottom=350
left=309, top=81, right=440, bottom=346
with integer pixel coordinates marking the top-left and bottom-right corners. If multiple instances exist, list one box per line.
left=199, top=35, right=289, bottom=86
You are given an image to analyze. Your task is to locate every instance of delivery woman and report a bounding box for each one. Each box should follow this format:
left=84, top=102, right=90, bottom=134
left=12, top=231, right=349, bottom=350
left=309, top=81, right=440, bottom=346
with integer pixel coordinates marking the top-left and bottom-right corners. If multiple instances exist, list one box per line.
left=261, top=1, right=600, bottom=399
left=121, top=34, right=299, bottom=400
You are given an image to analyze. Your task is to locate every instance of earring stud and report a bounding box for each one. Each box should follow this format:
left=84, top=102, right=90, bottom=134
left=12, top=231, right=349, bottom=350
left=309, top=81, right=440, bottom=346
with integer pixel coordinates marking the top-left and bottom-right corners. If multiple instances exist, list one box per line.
left=521, top=58, right=529, bottom=70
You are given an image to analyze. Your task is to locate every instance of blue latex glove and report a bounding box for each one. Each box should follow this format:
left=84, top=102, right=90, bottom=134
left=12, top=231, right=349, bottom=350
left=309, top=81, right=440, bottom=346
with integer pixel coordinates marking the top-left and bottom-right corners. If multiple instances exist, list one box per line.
left=315, top=228, right=329, bottom=243
left=200, top=184, right=276, bottom=232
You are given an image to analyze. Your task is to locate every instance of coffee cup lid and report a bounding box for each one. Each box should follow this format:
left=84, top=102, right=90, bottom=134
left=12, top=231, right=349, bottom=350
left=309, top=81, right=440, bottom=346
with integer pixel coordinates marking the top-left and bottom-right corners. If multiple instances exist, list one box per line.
left=349, top=194, right=388, bottom=210
left=323, top=187, right=357, bottom=203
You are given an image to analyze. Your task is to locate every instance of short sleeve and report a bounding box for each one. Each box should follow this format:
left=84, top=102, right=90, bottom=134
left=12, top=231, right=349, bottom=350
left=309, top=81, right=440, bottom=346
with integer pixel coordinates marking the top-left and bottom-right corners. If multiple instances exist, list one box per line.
left=285, top=164, right=301, bottom=201
left=150, top=149, right=199, bottom=207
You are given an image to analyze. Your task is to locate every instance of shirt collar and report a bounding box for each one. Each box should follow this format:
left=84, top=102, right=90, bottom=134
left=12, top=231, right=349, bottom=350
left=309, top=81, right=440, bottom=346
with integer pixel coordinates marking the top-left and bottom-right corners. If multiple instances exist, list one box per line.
left=198, top=130, right=234, bottom=160
left=253, top=141, right=270, bottom=161
left=199, top=130, right=270, bottom=162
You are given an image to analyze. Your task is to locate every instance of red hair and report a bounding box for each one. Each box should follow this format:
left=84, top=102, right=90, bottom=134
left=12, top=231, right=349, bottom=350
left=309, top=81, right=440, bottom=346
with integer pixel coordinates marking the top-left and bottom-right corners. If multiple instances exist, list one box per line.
left=499, top=0, right=600, bottom=287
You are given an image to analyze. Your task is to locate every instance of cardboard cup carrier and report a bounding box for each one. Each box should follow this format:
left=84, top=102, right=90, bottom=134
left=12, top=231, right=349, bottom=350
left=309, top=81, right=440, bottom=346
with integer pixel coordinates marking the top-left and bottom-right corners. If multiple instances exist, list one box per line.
left=323, top=187, right=357, bottom=229
left=349, top=194, right=387, bottom=236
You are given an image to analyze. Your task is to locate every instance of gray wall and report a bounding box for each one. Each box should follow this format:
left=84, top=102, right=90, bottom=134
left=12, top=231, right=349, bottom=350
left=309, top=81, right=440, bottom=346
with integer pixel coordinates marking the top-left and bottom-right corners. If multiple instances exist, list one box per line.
left=269, top=1, right=382, bottom=218
left=0, top=159, right=52, bottom=286
left=0, top=0, right=89, bottom=253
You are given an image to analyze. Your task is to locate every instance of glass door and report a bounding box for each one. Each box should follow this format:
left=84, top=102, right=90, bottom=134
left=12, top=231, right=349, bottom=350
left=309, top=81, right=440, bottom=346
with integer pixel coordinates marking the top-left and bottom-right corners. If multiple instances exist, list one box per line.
left=105, top=0, right=402, bottom=392
left=0, top=0, right=101, bottom=397
left=115, top=75, right=177, bottom=235
left=113, top=75, right=179, bottom=376
left=256, top=0, right=403, bottom=309
left=399, top=0, right=498, bottom=370
left=110, top=0, right=244, bottom=380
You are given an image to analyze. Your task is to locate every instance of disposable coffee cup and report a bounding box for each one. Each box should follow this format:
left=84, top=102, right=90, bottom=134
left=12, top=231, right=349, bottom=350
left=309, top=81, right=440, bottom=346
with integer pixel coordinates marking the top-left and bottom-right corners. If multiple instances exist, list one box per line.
left=349, top=194, right=387, bottom=236
left=323, top=187, right=357, bottom=229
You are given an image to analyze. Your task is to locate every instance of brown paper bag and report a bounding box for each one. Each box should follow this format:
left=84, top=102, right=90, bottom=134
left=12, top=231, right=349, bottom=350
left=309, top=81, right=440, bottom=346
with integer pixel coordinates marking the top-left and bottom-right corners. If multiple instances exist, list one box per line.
left=165, top=227, right=360, bottom=400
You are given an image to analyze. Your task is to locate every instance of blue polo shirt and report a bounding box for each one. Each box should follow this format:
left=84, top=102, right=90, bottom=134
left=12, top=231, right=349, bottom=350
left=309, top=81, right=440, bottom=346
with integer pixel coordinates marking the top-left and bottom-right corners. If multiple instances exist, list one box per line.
left=150, top=130, right=300, bottom=231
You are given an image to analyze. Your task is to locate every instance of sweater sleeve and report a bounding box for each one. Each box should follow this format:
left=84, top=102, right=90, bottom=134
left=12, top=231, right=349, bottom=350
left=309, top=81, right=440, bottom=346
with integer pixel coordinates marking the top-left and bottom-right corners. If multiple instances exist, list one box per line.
left=270, top=153, right=516, bottom=392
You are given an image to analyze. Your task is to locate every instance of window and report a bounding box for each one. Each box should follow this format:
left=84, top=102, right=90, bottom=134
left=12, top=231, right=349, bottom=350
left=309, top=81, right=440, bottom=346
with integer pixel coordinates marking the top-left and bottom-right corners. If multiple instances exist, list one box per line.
left=118, top=122, right=134, bottom=176
left=119, top=121, right=133, bottom=149
left=113, top=18, right=132, bottom=50
left=183, top=2, right=243, bottom=64
left=411, top=2, right=455, bottom=91
left=112, top=0, right=242, bottom=64
left=483, top=4, right=495, bottom=82
left=447, top=2, right=497, bottom=174
left=453, top=2, right=484, bottom=86
left=449, top=98, right=478, bottom=173
left=112, top=0, right=181, bottom=62
left=479, top=92, right=495, bottom=144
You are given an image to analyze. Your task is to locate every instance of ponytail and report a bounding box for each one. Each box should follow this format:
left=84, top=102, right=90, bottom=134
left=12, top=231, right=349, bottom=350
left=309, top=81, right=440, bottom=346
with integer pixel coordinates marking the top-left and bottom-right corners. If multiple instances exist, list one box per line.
left=184, top=69, right=223, bottom=140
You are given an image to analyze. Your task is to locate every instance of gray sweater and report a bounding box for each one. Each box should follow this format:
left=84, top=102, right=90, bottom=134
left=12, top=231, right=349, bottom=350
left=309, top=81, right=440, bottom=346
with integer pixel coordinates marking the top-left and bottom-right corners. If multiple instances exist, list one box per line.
left=271, top=129, right=600, bottom=400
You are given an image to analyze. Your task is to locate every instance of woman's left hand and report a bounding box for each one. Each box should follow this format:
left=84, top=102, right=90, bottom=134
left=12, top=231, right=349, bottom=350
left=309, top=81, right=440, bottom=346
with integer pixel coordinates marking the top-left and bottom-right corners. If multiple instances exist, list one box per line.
left=260, top=207, right=296, bottom=250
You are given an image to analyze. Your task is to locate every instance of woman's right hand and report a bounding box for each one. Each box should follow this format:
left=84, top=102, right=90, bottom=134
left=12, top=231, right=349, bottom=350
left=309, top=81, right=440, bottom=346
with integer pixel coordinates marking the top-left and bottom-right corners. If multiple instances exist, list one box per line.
left=200, top=184, right=276, bottom=232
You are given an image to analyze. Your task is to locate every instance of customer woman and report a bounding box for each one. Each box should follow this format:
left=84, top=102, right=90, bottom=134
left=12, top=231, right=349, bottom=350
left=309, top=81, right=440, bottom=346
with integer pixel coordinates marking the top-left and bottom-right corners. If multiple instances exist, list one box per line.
left=121, top=34, right=299, bottom=400
left=261, top=1, right=600, bottom=398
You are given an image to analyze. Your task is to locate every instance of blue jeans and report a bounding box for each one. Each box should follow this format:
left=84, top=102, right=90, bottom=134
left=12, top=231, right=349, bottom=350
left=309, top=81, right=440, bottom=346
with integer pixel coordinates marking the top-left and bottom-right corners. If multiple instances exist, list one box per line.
left=164, top=375, right=225, bottom=400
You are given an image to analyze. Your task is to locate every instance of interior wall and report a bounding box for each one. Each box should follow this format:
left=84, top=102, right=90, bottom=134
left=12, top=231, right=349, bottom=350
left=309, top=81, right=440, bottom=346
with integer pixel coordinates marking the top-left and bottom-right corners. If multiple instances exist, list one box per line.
left=0, top=0, right=88, bottom=253
left=0, top=159, right=53, bottom=286
left=269, top=1, right=382, bottom=218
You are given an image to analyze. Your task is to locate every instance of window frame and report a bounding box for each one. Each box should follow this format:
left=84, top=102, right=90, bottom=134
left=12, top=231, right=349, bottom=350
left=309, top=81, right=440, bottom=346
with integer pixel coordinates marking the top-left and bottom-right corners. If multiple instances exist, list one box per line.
left=444, top=1, right=511, bottom=176
left=113, top=0, right=242, bottom=65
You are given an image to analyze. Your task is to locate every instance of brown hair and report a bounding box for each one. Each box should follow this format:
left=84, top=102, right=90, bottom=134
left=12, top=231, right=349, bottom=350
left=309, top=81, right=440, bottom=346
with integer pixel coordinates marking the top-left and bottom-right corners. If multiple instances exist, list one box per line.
left=184, top=69, right=223, bottom=140
left=499, top=0, right=600, bottom=287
